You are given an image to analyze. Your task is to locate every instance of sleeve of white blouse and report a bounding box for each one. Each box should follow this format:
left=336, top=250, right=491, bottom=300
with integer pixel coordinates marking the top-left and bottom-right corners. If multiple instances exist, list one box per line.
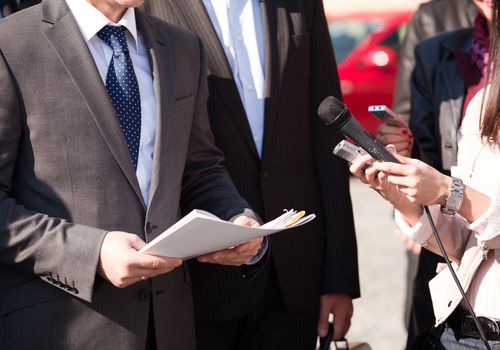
left=395, top=205, right=471, bottom=262
left=469, top=194, right=500, bottom=249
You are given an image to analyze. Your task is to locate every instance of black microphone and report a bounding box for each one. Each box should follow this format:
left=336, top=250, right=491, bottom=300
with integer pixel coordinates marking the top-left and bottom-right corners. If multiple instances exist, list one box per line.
left=317, top=96, right=399, bottom=163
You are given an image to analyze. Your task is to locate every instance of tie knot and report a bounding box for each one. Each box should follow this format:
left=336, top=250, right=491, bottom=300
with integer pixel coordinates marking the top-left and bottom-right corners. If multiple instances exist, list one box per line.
left=97, top=25, right=128, bottom=53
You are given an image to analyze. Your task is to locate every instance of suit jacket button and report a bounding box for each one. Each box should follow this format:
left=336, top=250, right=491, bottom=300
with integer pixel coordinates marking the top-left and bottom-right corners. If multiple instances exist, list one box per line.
left=260, top=170, right=268, bottom=179
left=139, top=289, right=150, bottom=301
left=145, top=222, right=153, bottom=234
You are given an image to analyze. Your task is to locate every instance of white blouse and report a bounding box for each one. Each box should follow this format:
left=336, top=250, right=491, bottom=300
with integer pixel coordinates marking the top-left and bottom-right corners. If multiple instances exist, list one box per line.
left=396, top=87, right=500, bottom=321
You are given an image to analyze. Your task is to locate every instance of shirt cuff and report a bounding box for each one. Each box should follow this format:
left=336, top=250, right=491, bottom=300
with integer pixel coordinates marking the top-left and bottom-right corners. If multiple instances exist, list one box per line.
left=394, top=205, right=439, bottom=245
left=469, top=194, right=500, bottom=241
left=245, top=236, right=268, bottom=265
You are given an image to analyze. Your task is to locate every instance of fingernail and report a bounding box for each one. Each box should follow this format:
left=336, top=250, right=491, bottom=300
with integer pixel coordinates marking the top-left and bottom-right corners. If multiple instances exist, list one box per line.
left=402, top=129, right=408, bottom=135
left=408, top=134, right=413, bottom=139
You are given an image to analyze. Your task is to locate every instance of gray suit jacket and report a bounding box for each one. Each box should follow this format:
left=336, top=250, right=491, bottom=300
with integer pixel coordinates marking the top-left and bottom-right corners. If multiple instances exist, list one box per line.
left=0, top=0, right=249, bottom=348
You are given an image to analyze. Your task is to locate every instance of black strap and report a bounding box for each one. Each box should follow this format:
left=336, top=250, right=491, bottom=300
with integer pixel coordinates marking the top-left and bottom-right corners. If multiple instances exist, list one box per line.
left=318, top=322, right=334, bottom=350
left=318, top=322, right=349, bottom=350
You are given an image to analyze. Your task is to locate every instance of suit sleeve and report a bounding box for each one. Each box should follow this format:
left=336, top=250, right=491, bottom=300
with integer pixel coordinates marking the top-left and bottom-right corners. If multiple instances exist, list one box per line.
left=179, top=37, right=250, bottom=221
left=308, top=0, right=360, bottom=297
left=409, top=43, right=441, bottom=170
left=0, top=50, right=107, bottom=303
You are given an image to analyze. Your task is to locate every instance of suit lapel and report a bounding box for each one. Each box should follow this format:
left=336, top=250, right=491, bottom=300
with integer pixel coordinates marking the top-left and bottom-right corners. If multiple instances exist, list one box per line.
left=135, top=10, right=175, bottom=210
left=41, top=0, right=145, bottom=207
left=174, top=0, right=260, bottom=160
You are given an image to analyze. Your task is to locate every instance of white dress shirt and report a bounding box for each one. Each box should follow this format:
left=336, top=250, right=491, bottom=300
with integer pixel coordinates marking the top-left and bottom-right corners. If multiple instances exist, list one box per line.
left=203, top=0, right=266, bottom=157
left=66, top=0, right=156, bottom=205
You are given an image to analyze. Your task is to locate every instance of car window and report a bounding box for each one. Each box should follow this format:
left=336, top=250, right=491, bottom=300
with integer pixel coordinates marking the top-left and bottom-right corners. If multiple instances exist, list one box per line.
left=381, top=24, right=408, bottom=55
left=328, top=19, right=382, bottom=63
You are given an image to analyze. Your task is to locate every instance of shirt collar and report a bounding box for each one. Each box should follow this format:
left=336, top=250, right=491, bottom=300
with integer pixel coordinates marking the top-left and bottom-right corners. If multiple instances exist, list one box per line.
left=65, top=0, right=139, bottom=51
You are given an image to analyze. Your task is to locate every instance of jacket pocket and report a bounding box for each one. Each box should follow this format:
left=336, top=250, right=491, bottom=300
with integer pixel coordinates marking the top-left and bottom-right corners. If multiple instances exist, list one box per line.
left=172, top=94, right=195, bottom=118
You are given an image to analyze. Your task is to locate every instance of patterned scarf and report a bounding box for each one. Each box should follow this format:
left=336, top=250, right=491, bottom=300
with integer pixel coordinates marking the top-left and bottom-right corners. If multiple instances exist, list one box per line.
left=471, top=14, right=490, bottom=74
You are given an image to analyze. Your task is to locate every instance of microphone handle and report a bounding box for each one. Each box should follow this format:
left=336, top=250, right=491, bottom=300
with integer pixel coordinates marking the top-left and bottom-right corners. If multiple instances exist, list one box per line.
left=345, top=126, right=400, bottom=163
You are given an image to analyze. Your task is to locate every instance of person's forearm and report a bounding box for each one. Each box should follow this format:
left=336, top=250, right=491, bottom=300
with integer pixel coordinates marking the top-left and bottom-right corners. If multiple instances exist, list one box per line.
left=459, top=185, right=491, bottom=222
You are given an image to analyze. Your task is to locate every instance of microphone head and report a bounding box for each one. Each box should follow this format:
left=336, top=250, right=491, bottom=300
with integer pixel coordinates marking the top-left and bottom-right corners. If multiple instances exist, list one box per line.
left=317, top=96, right=350, bottom=129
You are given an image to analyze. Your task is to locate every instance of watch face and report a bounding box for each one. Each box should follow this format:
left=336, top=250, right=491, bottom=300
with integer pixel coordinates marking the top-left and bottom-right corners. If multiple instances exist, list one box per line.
left=443, top=177, right=464, bottom=215
left=448, top=195, right=460, bottom=209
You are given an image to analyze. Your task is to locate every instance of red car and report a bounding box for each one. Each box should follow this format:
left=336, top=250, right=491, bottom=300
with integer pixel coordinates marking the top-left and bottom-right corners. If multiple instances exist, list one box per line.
left=327, top=11, right=412, bottom=135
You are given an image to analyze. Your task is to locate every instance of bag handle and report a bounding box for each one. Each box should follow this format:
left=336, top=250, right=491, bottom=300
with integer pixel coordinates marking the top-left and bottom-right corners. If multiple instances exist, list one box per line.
left=318, top=322, right=349, bottom=350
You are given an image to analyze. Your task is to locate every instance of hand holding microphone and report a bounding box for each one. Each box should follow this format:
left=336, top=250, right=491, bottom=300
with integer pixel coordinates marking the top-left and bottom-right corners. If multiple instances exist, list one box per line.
left=317, top=96, right=399, bottom=163
left=318, top=96, right=406, bottom=205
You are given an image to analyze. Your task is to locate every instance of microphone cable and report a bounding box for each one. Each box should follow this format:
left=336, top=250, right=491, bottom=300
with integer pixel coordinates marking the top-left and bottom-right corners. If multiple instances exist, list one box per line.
left=423, top=205, right=492, bottom=350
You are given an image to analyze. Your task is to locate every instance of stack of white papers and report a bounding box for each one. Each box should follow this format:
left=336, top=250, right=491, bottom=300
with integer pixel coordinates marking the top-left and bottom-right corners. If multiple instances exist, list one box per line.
left=139, top=209, right=315, bottom=259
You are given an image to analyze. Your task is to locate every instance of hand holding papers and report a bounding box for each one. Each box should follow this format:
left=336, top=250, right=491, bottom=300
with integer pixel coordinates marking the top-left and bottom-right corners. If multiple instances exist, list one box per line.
left=139, top=209, right=315, bottom=260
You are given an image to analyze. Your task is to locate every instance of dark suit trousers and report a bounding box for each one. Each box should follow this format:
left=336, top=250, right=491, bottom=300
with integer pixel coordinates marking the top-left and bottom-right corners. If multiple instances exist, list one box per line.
left=195, top=263, right=319, bottom=350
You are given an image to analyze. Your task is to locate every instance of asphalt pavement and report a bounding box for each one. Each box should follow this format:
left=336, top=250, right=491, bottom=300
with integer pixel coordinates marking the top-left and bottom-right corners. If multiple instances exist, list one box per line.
left=345, top=177, right=408, bottom=350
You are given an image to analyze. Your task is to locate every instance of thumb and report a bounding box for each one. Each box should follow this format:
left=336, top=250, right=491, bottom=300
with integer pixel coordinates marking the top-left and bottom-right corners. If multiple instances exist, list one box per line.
left=385, top=144, right=415, bottom=165
left=386, top=144, right=397, bottom=154
left=129, top=234, right=147, bottom=251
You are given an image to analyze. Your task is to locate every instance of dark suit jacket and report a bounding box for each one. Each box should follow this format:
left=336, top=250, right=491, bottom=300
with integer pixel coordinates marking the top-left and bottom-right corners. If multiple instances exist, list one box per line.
left=411, top=28, right=473, bottom=173
left=145, top=0, right=360, bottom=323
left=0, top=0, right=250, bottom=348
left=392, top=0, right=476, bottom=119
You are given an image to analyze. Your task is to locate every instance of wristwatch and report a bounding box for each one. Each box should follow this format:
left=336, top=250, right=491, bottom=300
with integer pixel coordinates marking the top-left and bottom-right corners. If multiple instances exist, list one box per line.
left=440, top=177, right=464, bottom=216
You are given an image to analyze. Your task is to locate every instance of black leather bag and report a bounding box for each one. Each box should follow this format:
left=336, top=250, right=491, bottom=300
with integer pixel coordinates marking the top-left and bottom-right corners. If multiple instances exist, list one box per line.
left=318, top=323, right=371, bottom=350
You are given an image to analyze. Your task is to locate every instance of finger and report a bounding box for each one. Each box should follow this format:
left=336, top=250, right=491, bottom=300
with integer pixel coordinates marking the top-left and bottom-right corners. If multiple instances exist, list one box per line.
left=373, top=159, right=416, bottom=176
left=365, top=167, right=380, bottom=188
left=132, top=264, right=180, bottom=279
left=389, top=141, right=411, bottom=153
left=398, top=149, right=410, bottom=157
left=233, top=239, right=262, bottom=254
left=132, top=253, right=182, bottom=271
left=379, top=134, right=410, bottom=146
left=199, top=247, right=256, bottom=265
left=128, top=234, right=147, bottom=251
left=377, top=123, right=407, bottom=136
left=349, top=154, right=373, bottom=181
left=333, top=316, right=351, bottom=340
left=233, top=216, right=260, bottom=228
left=317, top=306, right=331, bottom=338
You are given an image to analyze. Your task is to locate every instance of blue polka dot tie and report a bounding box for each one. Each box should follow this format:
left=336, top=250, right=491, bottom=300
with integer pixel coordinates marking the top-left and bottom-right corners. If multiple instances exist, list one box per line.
left=97, top=25, right=141, bottom=169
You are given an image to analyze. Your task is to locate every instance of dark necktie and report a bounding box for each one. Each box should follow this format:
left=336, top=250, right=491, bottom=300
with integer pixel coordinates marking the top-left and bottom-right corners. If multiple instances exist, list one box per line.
left=97, top=25, right=141, bottom=169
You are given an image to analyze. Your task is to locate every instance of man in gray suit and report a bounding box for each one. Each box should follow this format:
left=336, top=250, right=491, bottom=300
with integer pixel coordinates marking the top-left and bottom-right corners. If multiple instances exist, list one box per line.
left=0, top=0, right=264, bottom=348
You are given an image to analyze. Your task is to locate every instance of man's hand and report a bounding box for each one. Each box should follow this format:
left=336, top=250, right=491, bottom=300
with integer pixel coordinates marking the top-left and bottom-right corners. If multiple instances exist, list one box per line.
left=98, top=231, right=182, bottom=288
left=197, top=215, right=263, bottom=266
left=317, top=293, right=353, bottom=341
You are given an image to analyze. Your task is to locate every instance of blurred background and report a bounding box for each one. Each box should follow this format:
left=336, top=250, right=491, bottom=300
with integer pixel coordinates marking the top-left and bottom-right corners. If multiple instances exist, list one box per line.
left=325, top=0, right=426, bottom=134
left=323, top=1, right=427, bottom=349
